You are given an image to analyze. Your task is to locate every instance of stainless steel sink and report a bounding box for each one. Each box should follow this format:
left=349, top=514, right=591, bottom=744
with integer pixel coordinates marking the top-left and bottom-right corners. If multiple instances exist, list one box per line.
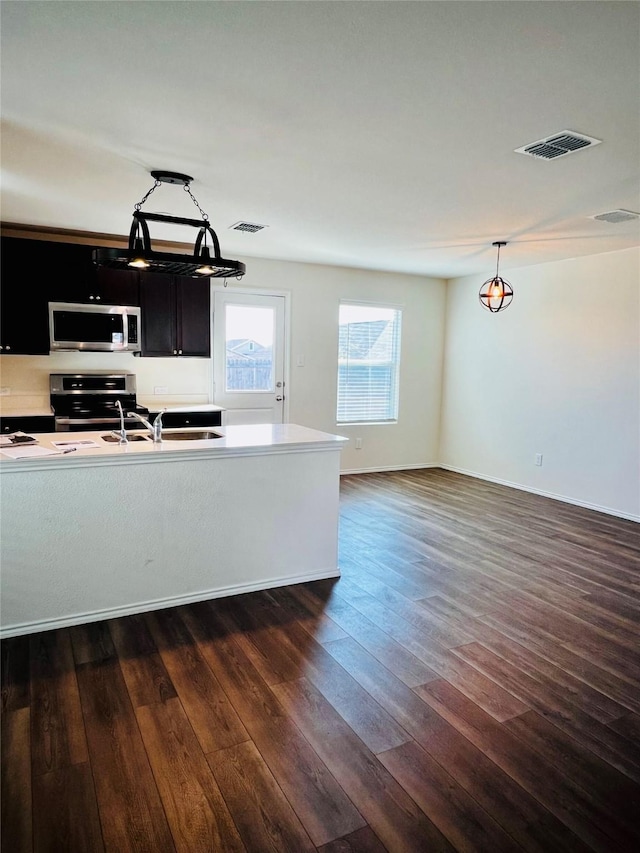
left=102, top=433, right=151, bottom=443
left=161, top=430, right=223, bottom=441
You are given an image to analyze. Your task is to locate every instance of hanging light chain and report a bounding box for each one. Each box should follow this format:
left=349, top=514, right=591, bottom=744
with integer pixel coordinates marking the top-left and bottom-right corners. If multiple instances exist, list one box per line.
left=134, top=179, right=162, bottom=211
left=183, top=182, right=209, bottom=222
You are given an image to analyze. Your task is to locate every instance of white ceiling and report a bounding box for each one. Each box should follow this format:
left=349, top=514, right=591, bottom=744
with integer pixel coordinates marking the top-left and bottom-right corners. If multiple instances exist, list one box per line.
left=1, top=1, right=639, bottom=279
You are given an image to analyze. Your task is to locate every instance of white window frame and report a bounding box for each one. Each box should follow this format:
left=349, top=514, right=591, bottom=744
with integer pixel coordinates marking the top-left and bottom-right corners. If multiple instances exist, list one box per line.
left=336, top=300, right=402, bottom=425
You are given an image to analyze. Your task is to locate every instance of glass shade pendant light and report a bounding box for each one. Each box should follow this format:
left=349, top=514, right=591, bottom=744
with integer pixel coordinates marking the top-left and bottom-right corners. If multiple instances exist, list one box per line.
left=479, top=241, right=513, bottom=313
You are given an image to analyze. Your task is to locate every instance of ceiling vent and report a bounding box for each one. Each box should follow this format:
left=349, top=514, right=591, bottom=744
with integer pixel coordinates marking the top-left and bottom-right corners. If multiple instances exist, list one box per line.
left=589, top=209, right=640, bottom=224
left=514, top=130, right=602, bottom=160
left=229, top=221, right=267, bottom=233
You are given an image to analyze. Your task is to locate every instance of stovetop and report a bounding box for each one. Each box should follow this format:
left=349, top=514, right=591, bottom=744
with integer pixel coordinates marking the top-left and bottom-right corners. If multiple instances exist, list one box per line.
left=49, top=372, right=147, bottom=419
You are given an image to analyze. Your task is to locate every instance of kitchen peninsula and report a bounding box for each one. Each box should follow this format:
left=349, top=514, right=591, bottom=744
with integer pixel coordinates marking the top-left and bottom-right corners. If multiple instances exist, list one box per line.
left=0, top=424, right=347, bottom=638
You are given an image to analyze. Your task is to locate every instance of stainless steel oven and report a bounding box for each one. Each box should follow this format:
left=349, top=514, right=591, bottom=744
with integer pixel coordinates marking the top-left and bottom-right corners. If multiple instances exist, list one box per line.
left=50, top=372, right=150, bottom=432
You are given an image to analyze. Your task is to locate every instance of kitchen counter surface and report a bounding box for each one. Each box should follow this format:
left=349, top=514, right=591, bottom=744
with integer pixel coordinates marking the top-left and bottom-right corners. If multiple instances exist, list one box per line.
left=0, top=402, right=54, bottom=417
left=0, top=423, right=348, bottom=471
left=139, top=400, right=225, bottom=414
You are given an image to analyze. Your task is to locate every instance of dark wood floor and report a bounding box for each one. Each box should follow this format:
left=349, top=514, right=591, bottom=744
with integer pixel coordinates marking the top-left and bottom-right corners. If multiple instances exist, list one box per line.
left=2, top=468, right=640, bottom=852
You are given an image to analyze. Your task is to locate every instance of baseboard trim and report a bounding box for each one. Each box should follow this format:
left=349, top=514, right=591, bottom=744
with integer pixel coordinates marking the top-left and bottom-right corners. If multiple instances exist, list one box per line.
left=440, top=464, right=640, bottom=523
left=0, top=568, right=341, bottom=639
left=341, top=463, right=438, bottom=475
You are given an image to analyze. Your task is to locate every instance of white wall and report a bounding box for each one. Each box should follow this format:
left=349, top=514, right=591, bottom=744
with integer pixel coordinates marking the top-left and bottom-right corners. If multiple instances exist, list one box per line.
left=0, top=256, right=447, bottom=473
left=440, top=248, right=640, bottom=520
left=225, top=257, right=446, bottom=473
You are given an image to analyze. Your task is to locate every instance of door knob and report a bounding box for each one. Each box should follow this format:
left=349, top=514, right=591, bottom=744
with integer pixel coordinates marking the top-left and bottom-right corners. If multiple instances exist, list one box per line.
left=276, top=396, right=284, bottom=402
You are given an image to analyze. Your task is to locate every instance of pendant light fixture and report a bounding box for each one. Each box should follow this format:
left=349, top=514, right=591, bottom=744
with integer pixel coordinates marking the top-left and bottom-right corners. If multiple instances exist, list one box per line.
left=479, top=241, right=513, bottom=313
left=93, top=171, right=246, bottom=279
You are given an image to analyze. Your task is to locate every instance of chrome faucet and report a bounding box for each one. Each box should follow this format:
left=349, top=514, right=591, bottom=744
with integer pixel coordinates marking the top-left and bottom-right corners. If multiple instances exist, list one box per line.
left=127, top=408, right=166, bottom=443
left=115, top=400, right=128, bottom=445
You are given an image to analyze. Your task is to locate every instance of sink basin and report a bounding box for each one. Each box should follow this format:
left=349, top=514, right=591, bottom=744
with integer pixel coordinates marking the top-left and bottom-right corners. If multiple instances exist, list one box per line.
left=102, top=433, right=150, bottom=443
left=161, top=430, right=223, bottom=441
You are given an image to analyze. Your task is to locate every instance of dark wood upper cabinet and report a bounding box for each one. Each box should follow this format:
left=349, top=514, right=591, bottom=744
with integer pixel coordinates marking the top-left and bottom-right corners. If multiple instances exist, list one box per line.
left=140, top=272, right=210, bottom=358
left=0, top=237, right=50, bottom=354
left=47, top=243, right=140, bottom=305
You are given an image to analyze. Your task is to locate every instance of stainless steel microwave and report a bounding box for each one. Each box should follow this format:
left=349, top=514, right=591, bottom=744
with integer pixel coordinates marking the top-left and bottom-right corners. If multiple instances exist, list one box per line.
left=48, top=302, right=141, bottom=353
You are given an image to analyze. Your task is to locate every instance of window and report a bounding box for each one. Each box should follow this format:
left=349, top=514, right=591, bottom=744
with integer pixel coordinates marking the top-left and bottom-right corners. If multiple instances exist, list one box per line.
left=337, top=302, right=402, bottom=424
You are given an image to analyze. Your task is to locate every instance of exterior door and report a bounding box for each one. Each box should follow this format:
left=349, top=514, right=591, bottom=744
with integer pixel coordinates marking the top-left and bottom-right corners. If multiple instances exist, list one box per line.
left=213, top=291, right=286, bottom=424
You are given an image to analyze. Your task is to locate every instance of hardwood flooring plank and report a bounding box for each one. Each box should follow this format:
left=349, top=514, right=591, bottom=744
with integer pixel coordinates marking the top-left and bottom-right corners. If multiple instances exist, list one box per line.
left=332, top=579, right=528, bottom=721
left=108, top=615, right=177, bottom=708
left=1, top=707, right=32, bottom=853
left=453, top=641, right=640, bottom=782
left=420, top=596, right=629, bottom=723
left=263, top=586, right=350, bottom=644
left=33, top=763, right=104, bottom=853
left=207, top=739, right=316, bottom=853
left=317, top=826, right=389, bottom=853
left=1, top=635, right=30, bottom=713
left=69, top=620, right=116, bottom=665
left=273, top=676, right=456, bottom=853
left=145, top=607, right=250, bottom=753
left=255, top=616, right=413, bottom=755
left=30, top=630, right=88, bottom=775
left=323, top=635, right=586, bottom=853
left=417, top=678, right=639, bottom=853
left=288, top=583, right=439, bottom=687
left=608, top=711, right=640, bottom=742
left=584, top=589, right=640, bottom=624
left=379, top=740, right=523, bottom=852
left=211, top=593, right=306, bottom=686
left=479, top=608, right=640, bottom=714
left=339, top=570, right=475, bottom=648
left=136, top=697, right=245, bottom=853
left=76, top=659, right=175, bottom=853
left=181, top=601, right=366, bottom=847
left=505, top=710, right=640, bottom=837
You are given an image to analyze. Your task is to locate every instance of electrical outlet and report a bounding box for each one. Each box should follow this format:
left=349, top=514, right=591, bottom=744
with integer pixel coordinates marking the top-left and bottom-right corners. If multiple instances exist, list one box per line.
left=355, top=437, right=363, bottom=450
left=535, top=453, right=543, bottom=466
left=154, top=386, right=169, bottom=395
left=0, top=387, right=10, bottom=396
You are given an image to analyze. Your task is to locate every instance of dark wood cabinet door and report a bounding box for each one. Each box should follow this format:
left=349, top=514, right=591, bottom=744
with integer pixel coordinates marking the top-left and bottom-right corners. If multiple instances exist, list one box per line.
left=95, top=268, right=140, bottom=306
left=175, top=276, right=211, bottom=357
left=46, top=241, right=99, bottom=303
left=139, top=272, right=177, bottom=356
left=1, top=416, right=55, bottom=434
left=0, top=237, right=50, bottom=354
left=156, top=411, right=222, bottom=428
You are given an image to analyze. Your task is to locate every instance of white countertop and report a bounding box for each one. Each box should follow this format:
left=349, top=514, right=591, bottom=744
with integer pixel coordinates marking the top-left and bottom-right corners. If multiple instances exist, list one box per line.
left=0, top=423, right=348, bottom=471
left=0, top=401, right=224, bottom=418
left=138, top=400, right=225, bottom=413
left=0, top=404, right=54, bottom=418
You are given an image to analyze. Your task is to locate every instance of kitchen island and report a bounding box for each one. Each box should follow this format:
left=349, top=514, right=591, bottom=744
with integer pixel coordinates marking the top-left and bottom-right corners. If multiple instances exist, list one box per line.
left=0, top=424, right=347, bottom=638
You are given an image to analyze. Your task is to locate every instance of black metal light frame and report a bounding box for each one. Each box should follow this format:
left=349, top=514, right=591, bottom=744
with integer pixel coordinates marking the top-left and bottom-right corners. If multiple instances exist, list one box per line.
left=93, top=171, right=246, bottom=279
left=479, top=241, right=513, bottom=313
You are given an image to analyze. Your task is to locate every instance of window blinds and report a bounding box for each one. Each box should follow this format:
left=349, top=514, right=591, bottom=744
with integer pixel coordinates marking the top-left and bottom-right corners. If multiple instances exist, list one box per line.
left=337, top=304, right=402, bottom=424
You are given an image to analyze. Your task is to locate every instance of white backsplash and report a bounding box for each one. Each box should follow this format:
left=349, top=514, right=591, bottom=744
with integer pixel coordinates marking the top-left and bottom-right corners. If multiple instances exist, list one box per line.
left=0, top=352, right=212, bottom=411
